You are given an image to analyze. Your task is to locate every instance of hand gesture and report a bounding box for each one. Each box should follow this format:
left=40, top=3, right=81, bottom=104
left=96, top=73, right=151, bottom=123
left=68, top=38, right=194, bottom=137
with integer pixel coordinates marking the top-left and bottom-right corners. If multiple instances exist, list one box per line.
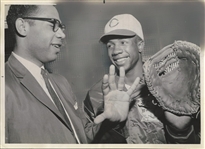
left=94, top=65, right=140, bottom=124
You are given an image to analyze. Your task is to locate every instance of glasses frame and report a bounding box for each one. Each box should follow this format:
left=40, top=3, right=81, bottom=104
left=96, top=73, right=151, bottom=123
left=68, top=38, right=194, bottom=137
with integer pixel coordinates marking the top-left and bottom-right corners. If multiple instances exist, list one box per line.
left=22, top=17, right=66, bottom=32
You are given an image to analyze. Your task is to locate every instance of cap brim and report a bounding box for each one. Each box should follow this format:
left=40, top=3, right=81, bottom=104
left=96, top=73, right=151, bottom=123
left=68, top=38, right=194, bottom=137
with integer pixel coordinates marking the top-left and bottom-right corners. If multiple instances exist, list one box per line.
left=100, top=29, right=136, bottom=43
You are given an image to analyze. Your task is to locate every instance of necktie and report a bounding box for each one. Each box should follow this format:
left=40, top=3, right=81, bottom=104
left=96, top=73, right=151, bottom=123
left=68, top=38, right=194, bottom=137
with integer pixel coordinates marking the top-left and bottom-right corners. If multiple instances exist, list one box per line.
left=41, top=69, right=73, bottom=132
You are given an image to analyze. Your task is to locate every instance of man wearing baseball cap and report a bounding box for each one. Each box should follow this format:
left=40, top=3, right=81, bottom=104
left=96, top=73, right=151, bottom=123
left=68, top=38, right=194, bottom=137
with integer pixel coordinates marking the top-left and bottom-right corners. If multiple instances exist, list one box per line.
left=84, top=14, right=199, bottom=143
left=84, top=14, right=166, bottom=143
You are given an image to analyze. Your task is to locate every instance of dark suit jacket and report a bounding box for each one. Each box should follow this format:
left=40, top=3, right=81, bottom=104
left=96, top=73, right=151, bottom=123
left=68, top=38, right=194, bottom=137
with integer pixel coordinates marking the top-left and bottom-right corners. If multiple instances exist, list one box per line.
left=5, top=54, right=88, bottom=143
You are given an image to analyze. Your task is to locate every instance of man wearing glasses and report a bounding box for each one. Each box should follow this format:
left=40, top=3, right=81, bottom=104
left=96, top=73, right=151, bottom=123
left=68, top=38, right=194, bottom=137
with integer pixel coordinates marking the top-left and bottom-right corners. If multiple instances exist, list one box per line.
left=5, top=5, right=139, bottom=143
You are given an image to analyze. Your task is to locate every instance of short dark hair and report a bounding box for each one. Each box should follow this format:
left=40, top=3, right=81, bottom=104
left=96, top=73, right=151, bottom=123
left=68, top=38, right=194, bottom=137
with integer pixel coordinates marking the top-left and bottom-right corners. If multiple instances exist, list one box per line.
left=6, top=5, right=39, bottom=40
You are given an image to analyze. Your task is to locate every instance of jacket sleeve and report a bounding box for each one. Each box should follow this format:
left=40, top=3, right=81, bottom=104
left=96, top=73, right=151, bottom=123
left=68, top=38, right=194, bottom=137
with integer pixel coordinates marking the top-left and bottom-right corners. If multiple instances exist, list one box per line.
left=81, top=94, right=102, bottom=143
left=164, top=112, right=200, bottom=144
left=82, top=81, right=104, bottom=142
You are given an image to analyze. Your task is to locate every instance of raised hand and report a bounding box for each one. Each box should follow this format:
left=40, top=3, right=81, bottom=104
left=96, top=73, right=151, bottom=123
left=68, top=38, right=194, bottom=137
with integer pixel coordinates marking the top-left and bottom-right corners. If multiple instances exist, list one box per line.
left=94, top=65, right=140, bottom=124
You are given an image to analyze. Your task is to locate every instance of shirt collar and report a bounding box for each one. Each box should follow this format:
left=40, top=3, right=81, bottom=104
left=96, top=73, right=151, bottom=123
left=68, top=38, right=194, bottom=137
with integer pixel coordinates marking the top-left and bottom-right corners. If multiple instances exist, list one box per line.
left=12, top=52, right=44, bottom=76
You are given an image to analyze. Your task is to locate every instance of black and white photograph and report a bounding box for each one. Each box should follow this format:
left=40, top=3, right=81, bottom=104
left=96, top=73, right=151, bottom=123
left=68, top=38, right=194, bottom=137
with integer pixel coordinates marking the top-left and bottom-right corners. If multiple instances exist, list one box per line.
left=1, top=0, right=204, bottom=148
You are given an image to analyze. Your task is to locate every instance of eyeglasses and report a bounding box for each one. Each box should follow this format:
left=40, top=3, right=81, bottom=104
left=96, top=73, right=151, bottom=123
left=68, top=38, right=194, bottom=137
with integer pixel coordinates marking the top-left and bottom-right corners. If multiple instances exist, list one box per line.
left=22, top=17, right=66, bottom=32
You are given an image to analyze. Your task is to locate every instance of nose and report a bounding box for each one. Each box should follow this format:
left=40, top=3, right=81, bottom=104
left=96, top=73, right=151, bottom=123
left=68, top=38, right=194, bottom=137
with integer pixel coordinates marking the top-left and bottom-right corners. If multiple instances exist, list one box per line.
left=56, top=28, right=66, bottom=39
left=112, top=44, right=123, bottom=56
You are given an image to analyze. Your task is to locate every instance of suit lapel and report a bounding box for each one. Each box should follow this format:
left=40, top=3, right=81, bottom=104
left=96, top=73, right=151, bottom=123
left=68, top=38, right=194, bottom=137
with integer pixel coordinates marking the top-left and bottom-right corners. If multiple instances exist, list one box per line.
left=49, top=76, right=87, bottom=143
left=20, top=74, right=63, bottom=118
left=7, top=55, right=71, bottom=130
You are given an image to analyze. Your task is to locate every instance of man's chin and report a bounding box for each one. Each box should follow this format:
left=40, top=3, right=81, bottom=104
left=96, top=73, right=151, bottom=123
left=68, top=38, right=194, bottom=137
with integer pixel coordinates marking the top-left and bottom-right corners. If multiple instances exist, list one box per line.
left=44, top=57, right=57, bottom=63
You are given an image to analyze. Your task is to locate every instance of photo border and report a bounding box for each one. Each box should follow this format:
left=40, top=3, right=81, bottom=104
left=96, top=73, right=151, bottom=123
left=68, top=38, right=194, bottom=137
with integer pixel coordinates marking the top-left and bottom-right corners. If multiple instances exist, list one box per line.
left=1, top=0, right=204, bottom=148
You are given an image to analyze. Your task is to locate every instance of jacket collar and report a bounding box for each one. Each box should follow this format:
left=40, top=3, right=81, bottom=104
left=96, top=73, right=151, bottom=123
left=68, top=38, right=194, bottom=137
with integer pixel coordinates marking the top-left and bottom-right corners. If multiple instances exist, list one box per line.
left=7, top=54, right=28, bottom=78
left=7, top=54, right=74, bottom=132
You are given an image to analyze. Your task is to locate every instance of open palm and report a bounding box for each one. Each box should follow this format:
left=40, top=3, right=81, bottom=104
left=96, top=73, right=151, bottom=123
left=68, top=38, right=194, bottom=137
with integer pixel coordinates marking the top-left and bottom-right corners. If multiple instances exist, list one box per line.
left=94, top=65, right=140, bottom=124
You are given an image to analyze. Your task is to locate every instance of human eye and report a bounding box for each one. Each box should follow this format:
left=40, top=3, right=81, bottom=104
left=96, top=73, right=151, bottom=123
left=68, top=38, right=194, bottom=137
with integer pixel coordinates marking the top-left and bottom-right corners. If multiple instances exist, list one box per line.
left=47, top=20, right=55, bottom=27
left=49, top=24, right=54, bottom=28
left=47, top=22, right=54, bottom=30
left=49, top=21, right=55, bottom=30
left=107, top=43, right=114, bottom=49
left=121, top=40, right=128, bottom=45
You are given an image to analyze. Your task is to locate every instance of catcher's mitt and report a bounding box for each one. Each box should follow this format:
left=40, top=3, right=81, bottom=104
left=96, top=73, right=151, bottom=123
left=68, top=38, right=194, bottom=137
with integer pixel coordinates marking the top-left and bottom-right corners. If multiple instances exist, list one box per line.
left=143, top=40, right=200, bottom=116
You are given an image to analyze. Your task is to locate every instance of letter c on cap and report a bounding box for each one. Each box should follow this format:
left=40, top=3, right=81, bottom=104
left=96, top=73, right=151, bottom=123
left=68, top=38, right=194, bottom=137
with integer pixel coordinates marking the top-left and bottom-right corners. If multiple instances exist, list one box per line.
left=109, top=18, right=119, bottom=28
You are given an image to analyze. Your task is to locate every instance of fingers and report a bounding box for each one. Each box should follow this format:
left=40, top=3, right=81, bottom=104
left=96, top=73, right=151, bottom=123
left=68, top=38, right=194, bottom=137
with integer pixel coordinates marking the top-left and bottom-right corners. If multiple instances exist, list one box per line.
left=130, top=90, right=141, bottom=99
left=94, top=113, right=106, bottom=124
left=108, top=65, right=117, bottom=90
left=118, top=67, right=125, bottom=91
left=102, top=74, right=109, bottom=95
left=127, top=77, right=140, bottom=96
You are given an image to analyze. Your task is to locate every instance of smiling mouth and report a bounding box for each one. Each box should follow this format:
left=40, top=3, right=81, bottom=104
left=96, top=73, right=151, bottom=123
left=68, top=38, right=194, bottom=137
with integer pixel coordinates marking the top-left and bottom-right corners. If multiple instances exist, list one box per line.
left=52, top=44, right=62, bottom=48
left=115, top=57, right=127, bottom=62
left=154, top=51, right=179, bottom=77
left=114, top=57, right=128, bottom=66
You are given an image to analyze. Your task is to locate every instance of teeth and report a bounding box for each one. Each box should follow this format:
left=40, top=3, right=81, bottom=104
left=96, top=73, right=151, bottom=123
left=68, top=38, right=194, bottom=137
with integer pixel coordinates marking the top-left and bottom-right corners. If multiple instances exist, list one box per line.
left=116, top=58, right=126, bottom=62
left=53, top=44, right=61, bottom=48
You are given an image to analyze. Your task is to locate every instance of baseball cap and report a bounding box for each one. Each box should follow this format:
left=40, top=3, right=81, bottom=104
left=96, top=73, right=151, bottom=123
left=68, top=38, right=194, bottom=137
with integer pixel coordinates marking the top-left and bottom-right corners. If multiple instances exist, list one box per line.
left=100, top=14, right=144, bottom=43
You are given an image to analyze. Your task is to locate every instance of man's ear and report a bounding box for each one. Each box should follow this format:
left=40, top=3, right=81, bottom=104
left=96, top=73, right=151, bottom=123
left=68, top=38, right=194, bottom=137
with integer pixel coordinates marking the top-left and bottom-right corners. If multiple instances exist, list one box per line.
left=15, top=18, right=29, bottom=37
left=138, top=40, right=145, bottom=53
